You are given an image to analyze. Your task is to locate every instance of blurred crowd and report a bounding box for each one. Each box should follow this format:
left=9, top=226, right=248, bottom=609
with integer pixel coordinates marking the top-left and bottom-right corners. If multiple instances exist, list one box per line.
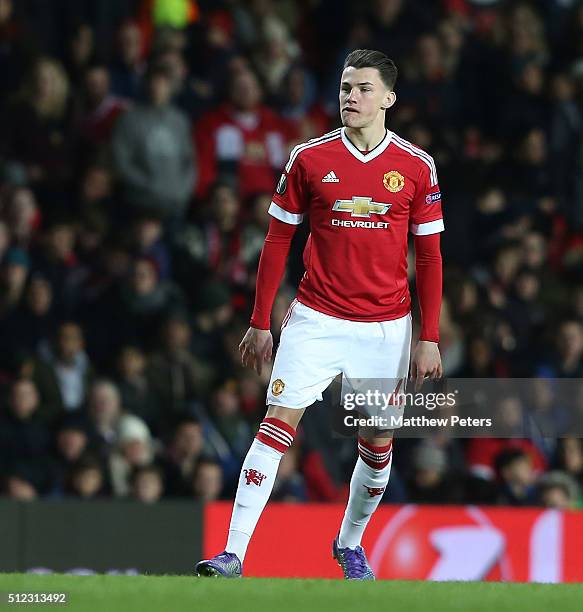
left=1, top=0, right=583, bottom=509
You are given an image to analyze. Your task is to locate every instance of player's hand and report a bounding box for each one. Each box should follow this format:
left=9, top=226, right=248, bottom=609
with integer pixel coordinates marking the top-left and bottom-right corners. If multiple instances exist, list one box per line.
left=239, top=327, right=273, bottom=375
left=410, top=340, right=442, bottom=391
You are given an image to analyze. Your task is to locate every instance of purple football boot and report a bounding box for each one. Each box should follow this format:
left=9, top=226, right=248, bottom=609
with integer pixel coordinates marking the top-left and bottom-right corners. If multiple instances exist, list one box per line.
left=332, top=537, right=375, bottom=580
left=195, top=552, right=242, bottom=578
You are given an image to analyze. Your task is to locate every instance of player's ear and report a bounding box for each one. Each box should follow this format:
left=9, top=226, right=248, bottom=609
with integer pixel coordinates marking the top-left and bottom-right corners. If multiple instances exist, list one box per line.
left=381, top=90, right=396, bottom=110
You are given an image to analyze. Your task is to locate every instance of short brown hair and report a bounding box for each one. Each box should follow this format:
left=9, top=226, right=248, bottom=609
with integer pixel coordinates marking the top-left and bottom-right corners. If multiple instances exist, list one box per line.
left=343, top=49, right=398, bottom=90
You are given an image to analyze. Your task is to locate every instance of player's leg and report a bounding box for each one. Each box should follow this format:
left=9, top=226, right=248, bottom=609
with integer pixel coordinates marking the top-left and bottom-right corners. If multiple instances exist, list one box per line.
left=334, top=313, right=411, bottom=579
left=333, top=427, right=393, bottom=580
left=196, top=301, right=342, bottom=577
left=337, top=427, right=393, bottom=546
left=195, top=405, right=303, bottom=578
left=223, top=404, right=304, bottom=567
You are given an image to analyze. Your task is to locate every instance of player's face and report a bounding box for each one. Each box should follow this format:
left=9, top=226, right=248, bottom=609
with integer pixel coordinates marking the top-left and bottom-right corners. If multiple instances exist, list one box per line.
left=339, top=66, right=395, bottom=128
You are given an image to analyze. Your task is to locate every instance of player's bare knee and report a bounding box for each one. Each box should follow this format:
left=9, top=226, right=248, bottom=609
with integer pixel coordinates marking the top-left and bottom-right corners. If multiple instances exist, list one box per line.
left=358, top=425, right=393, bottom=446
left=266, top=404, right=305, bottom=430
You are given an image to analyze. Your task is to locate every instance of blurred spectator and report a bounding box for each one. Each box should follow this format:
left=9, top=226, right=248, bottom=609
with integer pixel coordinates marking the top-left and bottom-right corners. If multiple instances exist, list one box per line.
left=272, top=444, right=307, bottom=502
left=238, top=191, right=272, bottom=292
left=109, top=414, right=155, bottom=497
left=85, top=380, right=123, bottom=459
left=109, top=20, right=146, bottom=100
left=130, top=464, right=164, bottom=503
left=130, top=213, right=170, bottom=280
left=173, top=183, right=248, bottom=288
left=203, top=381, right=253, bottom=491
left=0, top=379, right=52, bottom=493
left=191, top=457, right=224, bottom=501
left=148, top=313, right=207, bottom=429
left=253, top=15, right=299, bottom=97
left=160, top=416, right=206, bottom=497
left=0, top=247, right=29, bottom=316
left=501, top=62, right=546, bottom=138
left=0, top=275, right=56, bottom=363
left=400, top=33, right=460, bottom=129
left=549, top=73, right=582, bottom=215
left=194, top=68, right=288, bottom=200
left=0, top=0, right=34, bottom=96
left=112, top=65, right=195, bottom=223
left=471, top=188, right=514, bottom=262
left=153, top=47, right=211, bottom=120
left=0, top=186, right=40, bottom=247
left=508, top=128, right=552, bottom=206
left=537, top=470, right=581, bottom=510
left=33, top=321, right=94, bottom=419
left=49, top=414, right=91, bottom=496
left=505, top=4, right=548, bottom=74
left=526, top=379, right=570, bottom=439
left=406, top=443, right=463, bottom=504
left=67, top=457, right=106, bottom=499
left=505, top=268, right=546, bottom=358
left=458, top=336, right=497, bottom=378
left=75, top=64, right=128, bottom=158
left=236, top=370, right=264, bottom=421
left=77, top=164, right=115, bottom=224
left=188, top=281, right=234, bottom=367
left=75, top=210, right=109, bottom=276
left=278, top=65, right=330, bottom=142
left=244, top=191, right=271, bottom=237
left=437, top=297, right=464, bottom=376
left=467, top=433, right=547, bottom=484
left=1, top=57, right=73, bottom=192
left=64, top=23, right=95, bottom=86
left=115, top=345, right=161, bottom=433
left=495, top=448, right=537, bottom=506
left=519, top=232, right=567, bottom=312
left=30, top=219, right=81, bottom=314
left=94, top=256, right=186, bottom=353
left=537, top=320, right=583, bottom=378
left=553, top=438, right=583, bottom=491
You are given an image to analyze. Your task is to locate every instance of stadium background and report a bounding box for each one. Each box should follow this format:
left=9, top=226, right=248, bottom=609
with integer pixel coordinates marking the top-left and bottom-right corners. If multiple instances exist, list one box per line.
left=0, top=0, right=583, bottom=580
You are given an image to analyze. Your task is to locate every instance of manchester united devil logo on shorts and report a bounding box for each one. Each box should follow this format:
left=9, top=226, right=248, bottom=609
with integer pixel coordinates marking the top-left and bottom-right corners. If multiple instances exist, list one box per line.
left=383, top=170, right=405, bottom=193
left=272, top=379, right=285, bottom=396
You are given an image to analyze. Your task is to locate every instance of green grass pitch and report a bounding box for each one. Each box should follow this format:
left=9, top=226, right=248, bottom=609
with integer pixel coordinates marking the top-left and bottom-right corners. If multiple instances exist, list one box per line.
left=1, top=574, right=582, bottom=612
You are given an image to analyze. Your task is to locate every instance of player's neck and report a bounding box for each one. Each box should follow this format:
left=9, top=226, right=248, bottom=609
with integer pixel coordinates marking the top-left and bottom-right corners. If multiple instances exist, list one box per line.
left=344, top=123, right=387, bottom=152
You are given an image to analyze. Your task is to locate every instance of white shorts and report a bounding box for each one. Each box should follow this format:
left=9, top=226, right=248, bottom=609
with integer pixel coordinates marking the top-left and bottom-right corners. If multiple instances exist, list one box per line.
left=267, top=299, right=412, bottom=410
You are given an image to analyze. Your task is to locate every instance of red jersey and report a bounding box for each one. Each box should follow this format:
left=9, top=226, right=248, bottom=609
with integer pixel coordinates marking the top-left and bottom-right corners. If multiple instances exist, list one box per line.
left=270, top=127, right=444, bottom=322
left=194, top=104, right=290, bottom=200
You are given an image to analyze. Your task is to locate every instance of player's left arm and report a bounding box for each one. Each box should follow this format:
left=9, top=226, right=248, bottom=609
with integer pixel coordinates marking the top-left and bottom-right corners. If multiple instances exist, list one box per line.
left=411, top=233, right=443, bottom=388
left=409, top=160, right=444, bottom=389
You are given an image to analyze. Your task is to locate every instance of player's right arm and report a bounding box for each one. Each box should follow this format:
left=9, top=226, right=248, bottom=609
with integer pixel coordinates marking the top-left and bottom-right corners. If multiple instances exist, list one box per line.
left=239, top=154, right=309, bottom=374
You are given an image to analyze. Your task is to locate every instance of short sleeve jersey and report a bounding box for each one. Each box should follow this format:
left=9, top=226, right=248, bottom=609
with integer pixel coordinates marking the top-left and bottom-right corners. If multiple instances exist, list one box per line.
left=270, top=127, right=444, bottom=321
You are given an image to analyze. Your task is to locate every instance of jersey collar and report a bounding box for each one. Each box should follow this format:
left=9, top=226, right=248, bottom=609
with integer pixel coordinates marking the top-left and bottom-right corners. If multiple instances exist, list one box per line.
left=341, top=128, right=392, bottom=163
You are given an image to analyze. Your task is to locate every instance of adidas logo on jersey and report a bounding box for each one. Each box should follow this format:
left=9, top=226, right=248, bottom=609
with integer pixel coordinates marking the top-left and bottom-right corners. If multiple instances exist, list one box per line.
left=322, top=171, right=340, bottom=183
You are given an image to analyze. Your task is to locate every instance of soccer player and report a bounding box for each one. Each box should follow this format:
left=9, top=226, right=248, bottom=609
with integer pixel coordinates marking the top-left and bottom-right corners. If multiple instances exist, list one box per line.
left=196, top=49, right=444, bottom=580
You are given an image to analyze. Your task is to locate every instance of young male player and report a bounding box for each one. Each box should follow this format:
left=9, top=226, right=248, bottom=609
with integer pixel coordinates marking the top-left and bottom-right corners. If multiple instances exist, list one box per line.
left=196, top=49, right=444, bottom=580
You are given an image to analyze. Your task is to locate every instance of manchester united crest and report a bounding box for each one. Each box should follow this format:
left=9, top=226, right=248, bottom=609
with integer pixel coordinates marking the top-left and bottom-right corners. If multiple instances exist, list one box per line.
left=383, top=170, right=405, bottom=193
left=271, top=379, right=285, bottom=396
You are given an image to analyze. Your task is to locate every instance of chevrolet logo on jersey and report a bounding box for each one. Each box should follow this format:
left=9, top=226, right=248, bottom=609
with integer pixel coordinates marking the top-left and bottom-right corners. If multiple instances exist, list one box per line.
left=332, top=197, right=390, bottom=218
